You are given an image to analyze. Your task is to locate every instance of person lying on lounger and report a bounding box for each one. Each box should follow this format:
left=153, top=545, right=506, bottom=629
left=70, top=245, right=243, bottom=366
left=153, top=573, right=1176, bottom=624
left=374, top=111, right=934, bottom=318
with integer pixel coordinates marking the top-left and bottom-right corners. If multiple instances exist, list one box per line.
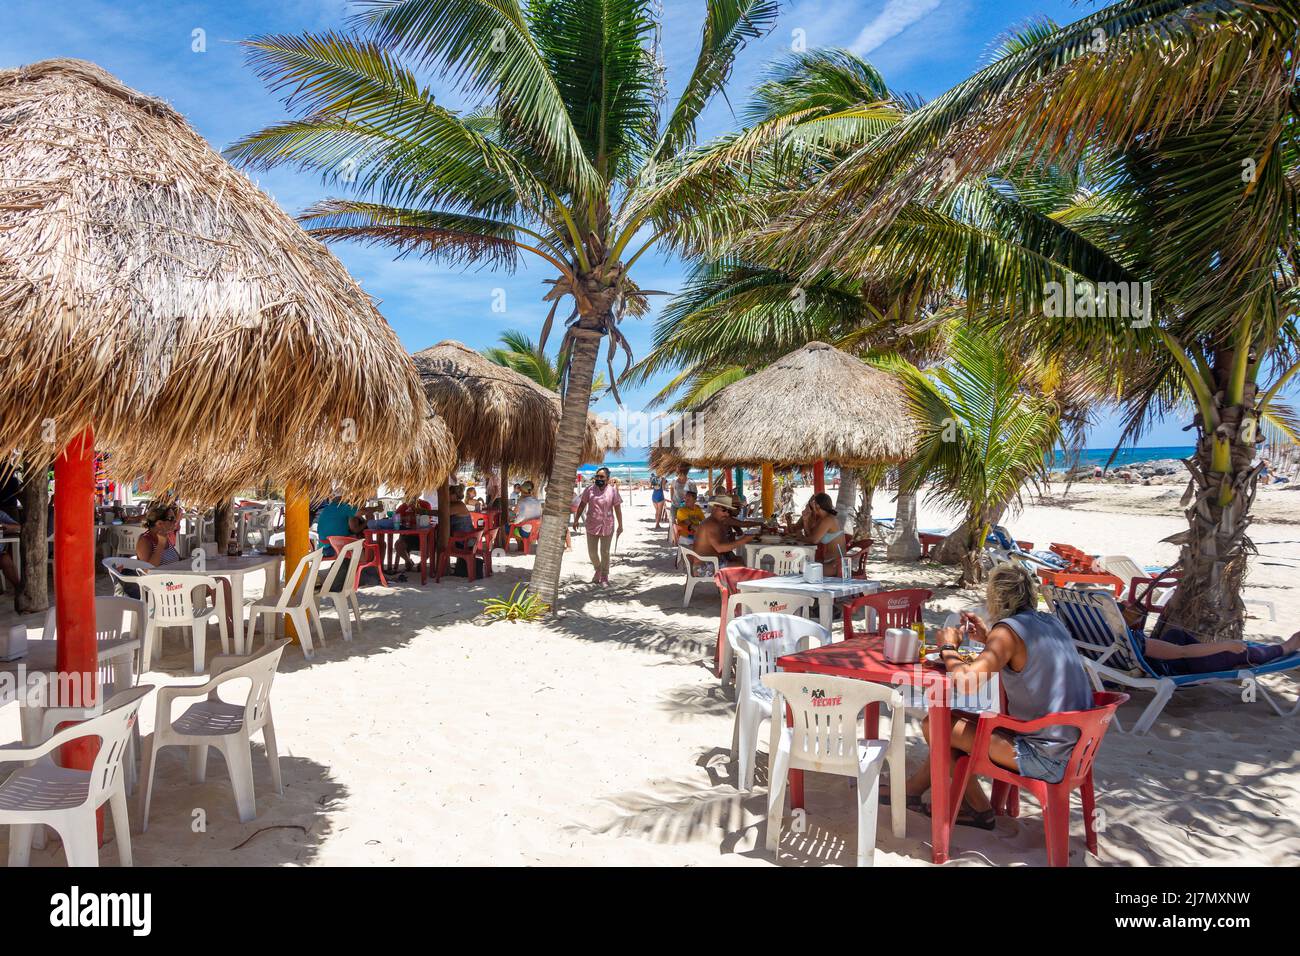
left=895, top=562, right=1092, bottom=829
left=1137, top=625, right=1300, bottom=675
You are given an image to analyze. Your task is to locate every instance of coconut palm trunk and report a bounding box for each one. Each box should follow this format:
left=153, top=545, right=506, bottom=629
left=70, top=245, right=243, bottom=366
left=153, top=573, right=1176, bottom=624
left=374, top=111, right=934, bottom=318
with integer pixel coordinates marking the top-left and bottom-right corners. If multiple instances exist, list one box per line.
left=833, top=469, right=857, bottom=534
left=1159, top=382, right=1260, bottom=640
left=886, top=491, right=921, bottom=561
left=15, top=468, right=48, bottom=613
left=531, top=324, right=602, bottom=604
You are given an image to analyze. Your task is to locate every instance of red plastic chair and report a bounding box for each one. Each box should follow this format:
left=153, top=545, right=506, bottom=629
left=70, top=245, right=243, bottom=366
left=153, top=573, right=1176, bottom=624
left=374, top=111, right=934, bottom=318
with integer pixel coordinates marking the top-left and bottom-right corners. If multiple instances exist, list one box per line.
left=1037, top=568, right=1125, bottom=598
left=327, top=535, right=386, bottom=589
left=918, top=531, right=945, bottom=558
left=843, top=538, right=873, bottom=577
left=509, top=517, right=542, bottom=554
left=842, top=588, right=933, bottom=640
left=949, top=691, right=1129, bottom=866
left=436, top=523, right=493, bottom=582
left=714, top=567, right=772, bottom=677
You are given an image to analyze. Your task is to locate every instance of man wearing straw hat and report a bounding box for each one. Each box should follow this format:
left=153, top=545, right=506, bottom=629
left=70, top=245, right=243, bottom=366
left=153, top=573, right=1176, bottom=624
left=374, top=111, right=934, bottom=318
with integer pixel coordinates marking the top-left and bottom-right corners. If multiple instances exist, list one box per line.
left=693, top=495, right=754, bottom=569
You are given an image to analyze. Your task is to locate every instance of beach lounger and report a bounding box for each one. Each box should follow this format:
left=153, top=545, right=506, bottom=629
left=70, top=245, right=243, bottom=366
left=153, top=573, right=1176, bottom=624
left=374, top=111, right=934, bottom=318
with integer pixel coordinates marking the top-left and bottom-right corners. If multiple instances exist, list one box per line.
left=1041, top=585, right=1300, bottom=733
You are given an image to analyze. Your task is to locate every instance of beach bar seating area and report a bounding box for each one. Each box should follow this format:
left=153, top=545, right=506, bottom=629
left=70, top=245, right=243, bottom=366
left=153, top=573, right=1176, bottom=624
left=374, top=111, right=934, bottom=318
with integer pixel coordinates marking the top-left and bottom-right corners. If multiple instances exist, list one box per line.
left=0, top=0, right=1298, bottom=885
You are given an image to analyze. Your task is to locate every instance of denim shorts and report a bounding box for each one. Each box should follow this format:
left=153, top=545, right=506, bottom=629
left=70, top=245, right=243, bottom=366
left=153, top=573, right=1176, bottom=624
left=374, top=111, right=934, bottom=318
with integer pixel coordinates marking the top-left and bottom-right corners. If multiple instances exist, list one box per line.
left=1013, top=736, right=1070, bottom=784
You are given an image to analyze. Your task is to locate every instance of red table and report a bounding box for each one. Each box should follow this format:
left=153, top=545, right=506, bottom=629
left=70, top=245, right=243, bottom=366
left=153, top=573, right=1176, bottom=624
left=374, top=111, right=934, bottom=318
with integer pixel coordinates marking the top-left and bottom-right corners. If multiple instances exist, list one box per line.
left=777, top=636, right=959, bottom=864
left=364, top=526, right=437, bottom=585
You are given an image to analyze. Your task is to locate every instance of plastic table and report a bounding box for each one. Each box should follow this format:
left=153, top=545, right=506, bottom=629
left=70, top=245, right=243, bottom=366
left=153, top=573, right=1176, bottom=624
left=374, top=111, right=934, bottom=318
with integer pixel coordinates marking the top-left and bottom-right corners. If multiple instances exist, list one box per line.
left=777, top=636, right=966, bottom=864
left=364, top=526, right=436, bottom=585
left=147, top=553, right=283, bottom=653
left=736, top=575, right=881, bottom=636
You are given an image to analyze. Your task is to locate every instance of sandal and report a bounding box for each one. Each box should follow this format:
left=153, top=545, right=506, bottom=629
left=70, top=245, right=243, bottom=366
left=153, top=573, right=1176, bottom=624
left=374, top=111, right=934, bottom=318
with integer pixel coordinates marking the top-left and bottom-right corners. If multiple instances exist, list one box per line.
left=913, top=799, right=998, bottom=830
left=879, top=790, right=928, bottom=815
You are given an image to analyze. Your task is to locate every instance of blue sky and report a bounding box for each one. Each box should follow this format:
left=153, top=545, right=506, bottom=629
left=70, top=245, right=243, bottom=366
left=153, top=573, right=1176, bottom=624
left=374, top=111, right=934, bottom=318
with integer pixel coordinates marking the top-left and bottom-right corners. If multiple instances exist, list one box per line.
left=4, top=0, right=1204, bottom=449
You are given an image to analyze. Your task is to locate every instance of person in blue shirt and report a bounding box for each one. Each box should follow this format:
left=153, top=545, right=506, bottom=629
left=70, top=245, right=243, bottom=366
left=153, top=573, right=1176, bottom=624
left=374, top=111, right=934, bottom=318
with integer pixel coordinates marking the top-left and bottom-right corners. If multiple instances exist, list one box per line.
left=315, top=498, right=378, bottom=556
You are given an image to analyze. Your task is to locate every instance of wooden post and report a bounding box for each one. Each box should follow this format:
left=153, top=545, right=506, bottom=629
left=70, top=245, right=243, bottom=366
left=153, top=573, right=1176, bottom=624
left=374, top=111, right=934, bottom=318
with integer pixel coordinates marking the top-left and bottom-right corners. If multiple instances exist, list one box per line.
left=438, top=478, right=451, bottom=552
left=498, top=464, right=509, bottom=550
left=814, top=460, right=826, bottom=496
left=54, top=428, right=97, bottom=770
left=283, top=483, right=310, bottom=642
left=725, top=468, right=733, bottom=493
left=735, top=468, right=744, bottom=499
left=761, top=463, right=775, bottom=521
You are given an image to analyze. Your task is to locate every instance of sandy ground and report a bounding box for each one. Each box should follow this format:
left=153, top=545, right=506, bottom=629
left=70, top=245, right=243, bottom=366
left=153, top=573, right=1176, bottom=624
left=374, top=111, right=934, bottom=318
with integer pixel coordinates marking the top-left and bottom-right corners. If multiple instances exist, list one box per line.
left=0, top=480, right=1297, bottom=866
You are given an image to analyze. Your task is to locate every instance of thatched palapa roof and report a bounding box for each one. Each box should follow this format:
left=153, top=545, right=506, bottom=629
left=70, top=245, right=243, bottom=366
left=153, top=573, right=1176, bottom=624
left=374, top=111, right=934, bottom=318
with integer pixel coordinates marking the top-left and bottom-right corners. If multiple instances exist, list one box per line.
left=0, top=59, right=453, bottom=501
left=412, top=341, right=620, bottom=475
left=653, top=342, right=914, bottom=471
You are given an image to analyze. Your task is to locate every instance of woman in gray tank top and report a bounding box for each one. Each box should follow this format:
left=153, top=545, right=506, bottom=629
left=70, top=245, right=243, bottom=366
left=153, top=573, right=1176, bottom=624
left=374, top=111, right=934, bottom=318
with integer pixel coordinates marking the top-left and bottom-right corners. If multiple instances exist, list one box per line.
left=898, top=562, right=1092, bottom=829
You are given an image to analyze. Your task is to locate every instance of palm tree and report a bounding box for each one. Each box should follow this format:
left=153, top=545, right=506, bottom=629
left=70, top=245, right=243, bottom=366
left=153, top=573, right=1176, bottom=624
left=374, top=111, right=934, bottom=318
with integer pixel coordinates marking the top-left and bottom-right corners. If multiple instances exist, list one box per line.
left=749, top=4, right=1299, bottom=638
left=879, top=326, right=1064, bottom=585
left=484, top=329, right=606, bottom=399
left=227, top=0, right=779, bottom=605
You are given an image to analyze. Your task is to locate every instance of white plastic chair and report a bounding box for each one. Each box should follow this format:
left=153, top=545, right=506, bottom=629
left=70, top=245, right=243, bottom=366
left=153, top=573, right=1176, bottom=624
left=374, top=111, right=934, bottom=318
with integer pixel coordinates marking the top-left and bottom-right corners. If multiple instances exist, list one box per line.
left=679, top=546, right=719, bottom=606
left=720, top=590, right=816, bottom=691
left=0, top=685, right=152, bottom=866
left=315, top=538, right=365, bottom=642
left=726, top=613, right=827, bottom=790
left=246, top=549, right=325, bottom=659
left=762, top=672, right=905, bottom=867
left=102, top=556, right=153, bottom=597
left=751, top=545, right=807, bottom=576
left=139, top=640, right=288, bottom=830
left=39, top=594, right=149, bottom=794
left=136, top=573, right=230, bottom=674
left=112, top=525, right=148, bottom=557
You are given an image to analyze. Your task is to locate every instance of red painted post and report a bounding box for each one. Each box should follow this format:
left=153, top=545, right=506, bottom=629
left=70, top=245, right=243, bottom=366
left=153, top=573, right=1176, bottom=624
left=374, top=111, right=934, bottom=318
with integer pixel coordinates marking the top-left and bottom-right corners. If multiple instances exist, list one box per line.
left=813, top=460, right=826, bottom=496
left=54, top=427, right=98, bottom=772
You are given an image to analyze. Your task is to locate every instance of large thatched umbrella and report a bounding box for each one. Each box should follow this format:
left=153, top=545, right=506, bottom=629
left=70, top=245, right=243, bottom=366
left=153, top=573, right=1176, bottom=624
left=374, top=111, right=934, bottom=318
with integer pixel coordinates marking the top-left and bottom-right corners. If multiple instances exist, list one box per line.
left=412, top=341, right=620, bottom=543
left=0, top=59, right=453, bottom=760
left=653, top=342, right=914, bottom=515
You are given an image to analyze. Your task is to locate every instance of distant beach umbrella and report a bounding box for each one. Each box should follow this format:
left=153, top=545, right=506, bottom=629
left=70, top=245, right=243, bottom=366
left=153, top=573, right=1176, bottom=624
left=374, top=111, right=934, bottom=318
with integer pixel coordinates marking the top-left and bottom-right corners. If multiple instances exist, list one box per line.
left=652, top=342, right=914, bottom=472
left=413, top=340, right=621, bottom=476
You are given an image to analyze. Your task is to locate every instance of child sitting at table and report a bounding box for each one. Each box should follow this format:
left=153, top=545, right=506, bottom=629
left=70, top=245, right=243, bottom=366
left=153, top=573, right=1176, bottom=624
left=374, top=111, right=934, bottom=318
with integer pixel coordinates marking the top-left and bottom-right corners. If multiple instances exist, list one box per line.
left=674, top=489, right=705, bottom=545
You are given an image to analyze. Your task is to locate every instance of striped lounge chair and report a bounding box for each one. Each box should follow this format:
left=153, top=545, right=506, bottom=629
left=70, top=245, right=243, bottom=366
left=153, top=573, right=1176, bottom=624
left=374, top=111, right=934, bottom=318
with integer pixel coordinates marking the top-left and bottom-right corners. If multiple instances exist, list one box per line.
left=1041, top=585, right=1300, bottom=734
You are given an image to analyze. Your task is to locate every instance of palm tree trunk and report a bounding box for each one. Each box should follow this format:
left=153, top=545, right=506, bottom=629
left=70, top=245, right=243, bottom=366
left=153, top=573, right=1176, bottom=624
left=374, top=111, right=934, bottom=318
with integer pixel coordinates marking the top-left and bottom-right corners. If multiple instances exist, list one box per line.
left=214, top=501, right=232, bottom=555
left=833, top=469, right=857, bottom=535
left=856, top=472, right=875, bottom=534
left=934, top=501, right=1007, bottom=567
left=529, top=323, right=603, bottom=607
left=886, top=491, right=922, bottom=560
left=1160, top=392, right=1257, bottom=640
left=15, top=468, right=48, bottom=613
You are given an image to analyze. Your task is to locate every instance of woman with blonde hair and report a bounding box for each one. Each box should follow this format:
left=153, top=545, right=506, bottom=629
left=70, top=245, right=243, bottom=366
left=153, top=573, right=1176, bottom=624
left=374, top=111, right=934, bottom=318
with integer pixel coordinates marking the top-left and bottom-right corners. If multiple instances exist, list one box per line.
left=136, top=502, right=182, bottom=567
left=895, top=561, right=1092, bottom=828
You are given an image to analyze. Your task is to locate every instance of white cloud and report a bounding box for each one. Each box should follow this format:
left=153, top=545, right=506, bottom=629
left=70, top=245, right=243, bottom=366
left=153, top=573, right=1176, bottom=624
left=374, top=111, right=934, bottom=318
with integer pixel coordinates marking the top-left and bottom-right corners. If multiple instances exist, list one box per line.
left=850, top=0, right=944, bottom=55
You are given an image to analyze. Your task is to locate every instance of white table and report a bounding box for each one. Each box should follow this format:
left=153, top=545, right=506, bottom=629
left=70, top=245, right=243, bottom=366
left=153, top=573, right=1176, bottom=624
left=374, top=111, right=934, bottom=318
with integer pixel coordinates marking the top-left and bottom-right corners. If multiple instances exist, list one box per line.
left=146, top=553, right=283, bottom=653
left=741, top=541, right=817, bottom=570
left=736, top=575, right=881, bottom=636
left=0, top=637, right=139, bottom=741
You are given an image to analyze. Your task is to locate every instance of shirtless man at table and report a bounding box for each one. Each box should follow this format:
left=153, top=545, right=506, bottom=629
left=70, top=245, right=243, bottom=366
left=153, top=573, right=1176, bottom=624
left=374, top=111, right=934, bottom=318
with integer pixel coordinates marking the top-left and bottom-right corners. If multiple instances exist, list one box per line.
left=691, top=496, right=755, bottom=570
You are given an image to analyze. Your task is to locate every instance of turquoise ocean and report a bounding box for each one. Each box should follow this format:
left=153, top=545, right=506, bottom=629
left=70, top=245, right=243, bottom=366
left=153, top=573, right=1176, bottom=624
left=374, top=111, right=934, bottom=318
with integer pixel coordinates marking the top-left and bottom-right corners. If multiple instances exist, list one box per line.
left=579, top=445, right=1196, bottom=482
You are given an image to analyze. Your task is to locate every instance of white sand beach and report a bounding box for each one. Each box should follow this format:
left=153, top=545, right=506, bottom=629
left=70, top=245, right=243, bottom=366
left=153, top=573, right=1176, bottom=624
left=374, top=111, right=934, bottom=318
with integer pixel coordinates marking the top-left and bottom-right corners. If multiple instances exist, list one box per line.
left=1, top=482, right=1297, bottom=867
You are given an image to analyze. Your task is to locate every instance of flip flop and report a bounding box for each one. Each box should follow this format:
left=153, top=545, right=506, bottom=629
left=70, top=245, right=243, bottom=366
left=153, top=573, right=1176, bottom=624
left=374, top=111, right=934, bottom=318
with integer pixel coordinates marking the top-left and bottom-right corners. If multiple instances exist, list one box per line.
left=879, top=791, right=927, bottom=815
left=913, top=799, right=997, bottom=830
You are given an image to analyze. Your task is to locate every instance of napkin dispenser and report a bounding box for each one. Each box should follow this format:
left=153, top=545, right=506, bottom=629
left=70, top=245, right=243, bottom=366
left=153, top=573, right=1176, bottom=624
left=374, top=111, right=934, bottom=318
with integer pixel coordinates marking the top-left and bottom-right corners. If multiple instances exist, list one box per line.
left=0, top=624, right=27, bottom=661
left=801, top=561, right=823, bottom=583
left=883, top=627, right=921, bottom=663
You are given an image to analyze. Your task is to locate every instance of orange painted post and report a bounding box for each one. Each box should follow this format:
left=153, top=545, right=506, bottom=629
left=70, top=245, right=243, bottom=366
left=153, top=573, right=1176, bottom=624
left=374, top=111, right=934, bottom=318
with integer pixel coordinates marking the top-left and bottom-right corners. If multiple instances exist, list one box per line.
left=283, top=483, right=310, bottom=642
left=813, top=460, right=826, bottom=496
left=54, top=428, right=98, bottom=771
